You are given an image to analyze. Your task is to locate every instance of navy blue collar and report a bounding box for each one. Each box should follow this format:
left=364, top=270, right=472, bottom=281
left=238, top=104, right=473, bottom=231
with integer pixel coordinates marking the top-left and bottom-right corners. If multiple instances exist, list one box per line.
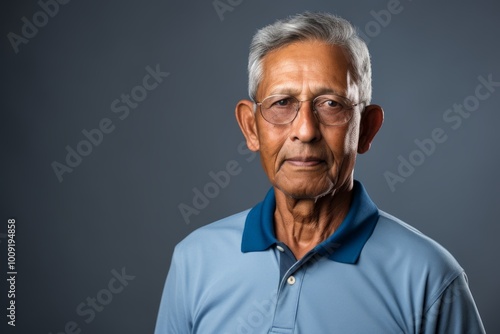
left=241, top=180, right=379, bottom=264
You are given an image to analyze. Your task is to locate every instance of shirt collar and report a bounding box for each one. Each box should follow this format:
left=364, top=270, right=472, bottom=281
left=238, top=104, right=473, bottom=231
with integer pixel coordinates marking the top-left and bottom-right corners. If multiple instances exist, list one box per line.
left=241, top=180, right=379, bottom=264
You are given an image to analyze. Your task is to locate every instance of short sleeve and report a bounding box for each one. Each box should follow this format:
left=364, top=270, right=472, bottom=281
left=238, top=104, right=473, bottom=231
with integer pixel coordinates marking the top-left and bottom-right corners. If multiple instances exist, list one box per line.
left=422, top=272, right=485, bottom=334
left=154, top=247, right=191, bottom=334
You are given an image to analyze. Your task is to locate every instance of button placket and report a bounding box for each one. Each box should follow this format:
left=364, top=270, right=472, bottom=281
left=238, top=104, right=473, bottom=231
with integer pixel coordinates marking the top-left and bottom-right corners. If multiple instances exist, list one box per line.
left=270, top=266, right=308, bottom=333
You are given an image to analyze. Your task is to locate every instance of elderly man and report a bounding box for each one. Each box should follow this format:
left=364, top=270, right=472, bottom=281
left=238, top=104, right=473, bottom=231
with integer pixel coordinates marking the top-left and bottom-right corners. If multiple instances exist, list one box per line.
left=155, top=12, right=485, bottom=333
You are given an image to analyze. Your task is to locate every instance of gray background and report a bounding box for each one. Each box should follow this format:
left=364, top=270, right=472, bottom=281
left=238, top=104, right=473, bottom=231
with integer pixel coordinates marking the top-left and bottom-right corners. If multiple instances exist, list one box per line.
left=1, top=0, right=499, bottom=333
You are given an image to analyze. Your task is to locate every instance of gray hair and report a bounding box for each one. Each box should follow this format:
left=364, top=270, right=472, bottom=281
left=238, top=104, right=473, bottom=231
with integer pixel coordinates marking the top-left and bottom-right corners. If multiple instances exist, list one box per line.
left=248, top=12, right=372, bottom=105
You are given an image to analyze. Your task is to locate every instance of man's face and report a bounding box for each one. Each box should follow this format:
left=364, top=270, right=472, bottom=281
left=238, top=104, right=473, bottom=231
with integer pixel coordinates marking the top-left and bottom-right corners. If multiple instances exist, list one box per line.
left=238, top=40, right=378, bottom=200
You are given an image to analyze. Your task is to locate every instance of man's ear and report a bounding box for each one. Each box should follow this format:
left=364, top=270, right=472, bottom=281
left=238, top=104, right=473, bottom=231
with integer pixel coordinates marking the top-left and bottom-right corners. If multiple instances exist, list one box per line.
left=358, top=104, right=384, bottom=154
left=235, top=99, right=260, bottom=152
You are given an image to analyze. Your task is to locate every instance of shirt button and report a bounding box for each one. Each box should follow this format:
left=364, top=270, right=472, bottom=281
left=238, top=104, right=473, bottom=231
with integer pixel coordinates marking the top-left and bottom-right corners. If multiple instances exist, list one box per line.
left=287, top=276, right=296, bottom=285
left=276, top=245, right=285, bottom=252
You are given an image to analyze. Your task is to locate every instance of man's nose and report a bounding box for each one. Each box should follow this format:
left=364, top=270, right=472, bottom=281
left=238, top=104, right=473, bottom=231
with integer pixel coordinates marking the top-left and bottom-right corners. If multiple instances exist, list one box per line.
left=290, top=101, right=322, bottom=143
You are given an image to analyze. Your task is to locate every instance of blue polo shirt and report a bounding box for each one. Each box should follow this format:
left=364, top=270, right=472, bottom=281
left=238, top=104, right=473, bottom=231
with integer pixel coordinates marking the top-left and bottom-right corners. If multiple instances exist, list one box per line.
left=155, top=181, right=485, bottom=333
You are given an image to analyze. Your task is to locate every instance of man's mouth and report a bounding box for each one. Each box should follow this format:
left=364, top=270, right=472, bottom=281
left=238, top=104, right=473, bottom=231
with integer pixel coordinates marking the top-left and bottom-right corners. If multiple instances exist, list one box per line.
left=285, top=156, right=325, bottom=167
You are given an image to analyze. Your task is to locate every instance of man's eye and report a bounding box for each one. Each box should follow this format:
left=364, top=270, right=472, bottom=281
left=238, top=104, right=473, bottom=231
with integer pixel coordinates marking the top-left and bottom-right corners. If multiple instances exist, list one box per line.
left=326, top=100, right=340, bottom=107
left=273, top=98, right=293, bottom=107
left=319, top=99, right=343, bottom=109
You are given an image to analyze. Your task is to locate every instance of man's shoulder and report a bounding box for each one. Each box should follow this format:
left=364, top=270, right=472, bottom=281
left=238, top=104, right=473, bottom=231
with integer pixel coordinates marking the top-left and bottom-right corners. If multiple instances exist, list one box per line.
left=370, top=210, right=463, bottom=275
left=174, top=209, right=250, bottom=254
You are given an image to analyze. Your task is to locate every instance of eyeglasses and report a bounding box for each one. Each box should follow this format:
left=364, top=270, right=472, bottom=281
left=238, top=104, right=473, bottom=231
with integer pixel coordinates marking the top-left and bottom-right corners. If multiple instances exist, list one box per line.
left=255, top=94, right=361, bottom=126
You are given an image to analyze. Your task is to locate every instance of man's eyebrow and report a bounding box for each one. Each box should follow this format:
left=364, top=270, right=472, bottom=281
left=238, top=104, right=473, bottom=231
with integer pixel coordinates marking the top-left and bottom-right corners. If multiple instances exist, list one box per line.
left=315, top=87, right=346, bottom=96
left=267, top=87, right=301, bottom=96
left=267, top=87, right=346, bottom=97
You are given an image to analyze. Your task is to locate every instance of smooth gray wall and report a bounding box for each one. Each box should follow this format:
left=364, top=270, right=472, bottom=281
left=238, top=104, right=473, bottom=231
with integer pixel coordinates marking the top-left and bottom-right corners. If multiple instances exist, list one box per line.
left=1, top=0, right=499, bottom=333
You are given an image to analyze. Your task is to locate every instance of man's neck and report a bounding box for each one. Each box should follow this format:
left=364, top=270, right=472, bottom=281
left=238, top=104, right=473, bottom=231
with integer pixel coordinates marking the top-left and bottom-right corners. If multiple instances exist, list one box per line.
left=274, top=183, right=354, bottom=260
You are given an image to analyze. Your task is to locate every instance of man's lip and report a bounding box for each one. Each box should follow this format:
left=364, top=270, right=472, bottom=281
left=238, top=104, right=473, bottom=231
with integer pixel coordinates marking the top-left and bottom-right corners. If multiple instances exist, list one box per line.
left=285, top=157, right=325, bottom=166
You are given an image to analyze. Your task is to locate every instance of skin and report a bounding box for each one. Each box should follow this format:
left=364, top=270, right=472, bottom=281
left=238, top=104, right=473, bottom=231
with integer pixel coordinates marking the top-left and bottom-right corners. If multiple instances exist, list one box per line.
left=236, top=40, right=384, bottom=259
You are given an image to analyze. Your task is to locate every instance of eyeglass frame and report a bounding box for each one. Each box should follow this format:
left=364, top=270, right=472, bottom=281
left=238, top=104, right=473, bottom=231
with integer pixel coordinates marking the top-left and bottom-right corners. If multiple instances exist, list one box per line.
left=254, top=93, right=364, bottom=126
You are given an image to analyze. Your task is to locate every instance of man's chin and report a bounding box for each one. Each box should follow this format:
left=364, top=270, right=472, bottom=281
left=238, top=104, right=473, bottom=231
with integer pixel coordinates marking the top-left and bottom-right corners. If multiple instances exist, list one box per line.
left=274, top=182, right=335, bottom=201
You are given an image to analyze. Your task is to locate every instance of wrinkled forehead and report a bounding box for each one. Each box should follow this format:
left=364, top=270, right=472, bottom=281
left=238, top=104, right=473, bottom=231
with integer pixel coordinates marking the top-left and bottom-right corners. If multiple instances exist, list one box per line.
left=257, top=41, right=359, bottom=101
